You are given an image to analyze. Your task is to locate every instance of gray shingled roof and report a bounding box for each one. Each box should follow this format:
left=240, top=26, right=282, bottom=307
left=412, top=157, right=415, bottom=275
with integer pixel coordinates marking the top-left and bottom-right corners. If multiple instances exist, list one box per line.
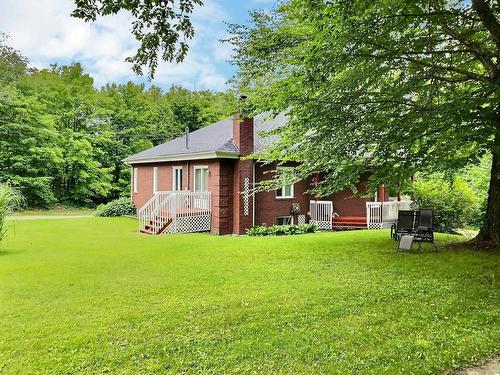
left=124, top=111, right=287, bottom=163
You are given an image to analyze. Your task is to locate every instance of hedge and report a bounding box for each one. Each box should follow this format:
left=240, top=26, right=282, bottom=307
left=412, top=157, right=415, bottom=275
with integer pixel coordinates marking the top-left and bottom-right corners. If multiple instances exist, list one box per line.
left=95, top=198, right=136, bottom=217
left=246, top=223, right=317, bottom=236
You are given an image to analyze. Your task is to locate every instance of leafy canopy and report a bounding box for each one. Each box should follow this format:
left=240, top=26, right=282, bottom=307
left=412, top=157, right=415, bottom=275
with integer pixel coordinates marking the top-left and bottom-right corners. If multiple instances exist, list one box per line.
left=72, top=0, right=203, bottom=78
left=0, top=37, right=236, bottom=207
left=230, top=0, right=499, bottom=195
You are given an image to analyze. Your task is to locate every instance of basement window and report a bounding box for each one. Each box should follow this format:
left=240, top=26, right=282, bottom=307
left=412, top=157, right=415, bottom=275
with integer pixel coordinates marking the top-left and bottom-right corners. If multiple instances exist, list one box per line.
left=275, top=216, right=293, bottom=226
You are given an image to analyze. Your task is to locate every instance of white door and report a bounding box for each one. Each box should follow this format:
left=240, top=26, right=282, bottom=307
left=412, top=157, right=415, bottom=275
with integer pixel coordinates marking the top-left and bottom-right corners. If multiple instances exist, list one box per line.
left=194, top=167, right=209, bottom=209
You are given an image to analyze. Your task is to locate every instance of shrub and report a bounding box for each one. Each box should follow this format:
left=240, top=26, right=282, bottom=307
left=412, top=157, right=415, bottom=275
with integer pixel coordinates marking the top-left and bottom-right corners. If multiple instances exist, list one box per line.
left=410, top=176, right=477, bottom=232
left=95, top=198, right=135, bottom=217
left=246, top=223, right=317, bottom=236
left=0, top=183, right=25, bottom=243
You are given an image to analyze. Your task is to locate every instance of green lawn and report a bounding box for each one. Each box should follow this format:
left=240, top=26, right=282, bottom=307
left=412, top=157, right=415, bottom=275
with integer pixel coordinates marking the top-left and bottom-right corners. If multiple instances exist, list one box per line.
left=10, top=207, right=95, bottom=216
left=0, top=218, right=498, bottom=374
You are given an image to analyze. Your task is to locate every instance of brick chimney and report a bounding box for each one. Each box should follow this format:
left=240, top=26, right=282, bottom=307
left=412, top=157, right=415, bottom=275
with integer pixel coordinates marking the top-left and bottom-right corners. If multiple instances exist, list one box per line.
left=233, top=115, right=254, bottom=156
left=232, top=114, right=255, bottom=234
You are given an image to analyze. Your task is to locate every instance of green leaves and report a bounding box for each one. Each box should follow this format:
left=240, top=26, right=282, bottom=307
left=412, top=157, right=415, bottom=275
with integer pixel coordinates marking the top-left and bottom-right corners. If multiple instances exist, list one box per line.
left=71, top=0, right=203, bottom=79
left=95, top=197, right=136, bottom=217
left=0, top=183, right=24, bottom=242
left=231, top=0, right=499, bottom=194
left=246, top=223, right=317, bottom=236
left=0, top=38, right=236, bottom=207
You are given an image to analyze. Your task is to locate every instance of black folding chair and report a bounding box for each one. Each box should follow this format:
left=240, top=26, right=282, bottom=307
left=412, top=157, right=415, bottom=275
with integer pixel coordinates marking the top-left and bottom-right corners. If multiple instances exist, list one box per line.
left=414, top=208, right=438, bottom=251
left=391, top=210, right=415, bottom=240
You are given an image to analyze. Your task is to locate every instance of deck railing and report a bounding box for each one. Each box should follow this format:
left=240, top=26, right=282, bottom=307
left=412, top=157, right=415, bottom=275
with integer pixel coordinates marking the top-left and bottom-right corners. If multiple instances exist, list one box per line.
left=138, top=191, right=211, bottom=234
left=366, top=201, right=413, bottom=229
left=309, top=200, right=333, bottom=230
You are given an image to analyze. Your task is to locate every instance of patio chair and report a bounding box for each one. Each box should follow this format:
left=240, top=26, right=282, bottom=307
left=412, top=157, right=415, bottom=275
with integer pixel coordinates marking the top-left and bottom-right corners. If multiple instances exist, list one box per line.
left=398, top=234, right=415, bottom=252
left=414, top=208, right=438, bottom=251
left=391, top=210, right=415, bottom=240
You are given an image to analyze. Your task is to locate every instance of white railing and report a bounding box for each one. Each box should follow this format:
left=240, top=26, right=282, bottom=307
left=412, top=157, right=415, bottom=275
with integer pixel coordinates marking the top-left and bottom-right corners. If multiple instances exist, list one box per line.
left=310, top=200, right=333, bottom=230
left=138, top=191, right=171, bottom=233
left=138, top=191, right=211, bottom=234
left=366, top=200, right=413, bottom=229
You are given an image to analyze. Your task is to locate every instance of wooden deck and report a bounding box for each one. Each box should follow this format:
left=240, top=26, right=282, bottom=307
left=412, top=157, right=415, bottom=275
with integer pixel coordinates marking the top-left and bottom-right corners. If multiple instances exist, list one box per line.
left=333, top=216, right=367, bottom=230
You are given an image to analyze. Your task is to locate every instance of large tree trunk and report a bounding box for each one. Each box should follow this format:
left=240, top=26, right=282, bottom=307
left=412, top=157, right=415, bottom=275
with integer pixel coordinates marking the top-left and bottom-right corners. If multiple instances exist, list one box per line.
left=475, top=125, right=500, bottom=247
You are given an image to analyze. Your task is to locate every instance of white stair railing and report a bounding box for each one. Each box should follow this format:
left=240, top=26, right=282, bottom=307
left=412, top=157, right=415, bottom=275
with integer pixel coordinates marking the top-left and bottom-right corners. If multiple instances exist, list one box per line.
left=138, top=191, right=171, bottom=233
left=138, top=191, right=212, bottom=234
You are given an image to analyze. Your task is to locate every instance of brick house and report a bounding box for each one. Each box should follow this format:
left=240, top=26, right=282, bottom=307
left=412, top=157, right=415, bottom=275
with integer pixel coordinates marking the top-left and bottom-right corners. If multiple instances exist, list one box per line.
left=124, top=112, right=387, bottom=235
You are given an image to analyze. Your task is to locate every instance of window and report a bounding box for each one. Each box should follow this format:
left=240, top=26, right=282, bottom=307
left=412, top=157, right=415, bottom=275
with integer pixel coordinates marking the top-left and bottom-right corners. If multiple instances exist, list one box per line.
left=276, top=167, right=294, bottom=199
left=172, top=167, right=183, bottom=191
left=152, top=167, right=158, bottom=194
left=133, top=168, right=138, bottom=193
left=194, top=166, right=208, bottom=192
left=276, top=184, right=294, bottom=198
left=276, top=167, right=293, bottom=199
left=276, top=216, right=293, bottom=225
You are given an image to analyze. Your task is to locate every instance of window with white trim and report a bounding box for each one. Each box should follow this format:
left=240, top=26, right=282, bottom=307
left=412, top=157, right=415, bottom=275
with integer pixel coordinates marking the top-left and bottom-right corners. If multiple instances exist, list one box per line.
left=133, top=167, right=138, bottom=193
left=194, top=166, right=208, bottom=192
left=276, top=167, right=294, bottom=199
left=276, top=216, right=293, bottom=225
left=152, top=167, right=158, bottom=193
left=172, top=167, right=183, bottom=191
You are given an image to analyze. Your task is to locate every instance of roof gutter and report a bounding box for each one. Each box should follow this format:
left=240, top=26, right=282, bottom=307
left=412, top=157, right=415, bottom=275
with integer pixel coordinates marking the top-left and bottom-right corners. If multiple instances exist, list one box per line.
left=123, top=150, right=240, bottom=165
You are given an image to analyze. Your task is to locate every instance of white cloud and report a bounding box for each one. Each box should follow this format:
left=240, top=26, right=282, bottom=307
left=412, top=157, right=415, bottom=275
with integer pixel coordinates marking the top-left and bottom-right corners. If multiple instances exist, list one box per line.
left=213, top=35, right=234, bottom=62
left=0, top=0, right=234, bottom=91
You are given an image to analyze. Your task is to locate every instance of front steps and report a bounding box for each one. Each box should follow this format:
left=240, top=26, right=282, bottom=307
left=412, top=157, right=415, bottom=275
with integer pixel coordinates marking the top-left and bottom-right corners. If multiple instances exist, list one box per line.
left=140, top=217, right=172, bottom=235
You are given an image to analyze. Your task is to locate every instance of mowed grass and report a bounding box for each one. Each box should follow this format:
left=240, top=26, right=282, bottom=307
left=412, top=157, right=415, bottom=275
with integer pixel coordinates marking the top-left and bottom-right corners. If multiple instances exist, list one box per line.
left=10, top=208, right=95, bottom=216
left=0, top=218, right=498, bottom=374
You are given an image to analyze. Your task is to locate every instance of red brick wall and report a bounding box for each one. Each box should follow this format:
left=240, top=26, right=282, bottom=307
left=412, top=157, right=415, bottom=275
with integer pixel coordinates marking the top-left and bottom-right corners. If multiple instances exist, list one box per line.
left=327, top=188, right=368, bottom=217
left=317, top=172, right=368, bottom=217
left=232, top=159, right=254, bottom=234
left=131, top=159, right=236, bottom=235
left=254, top=162, right=313, bottom=226
left=131, top=157, right=379, bottom=235
left=254, top=163, right=373, bottom=225
left=132, top=164, right=153, bottom=209
left=207, top=159, right=235, bottom=235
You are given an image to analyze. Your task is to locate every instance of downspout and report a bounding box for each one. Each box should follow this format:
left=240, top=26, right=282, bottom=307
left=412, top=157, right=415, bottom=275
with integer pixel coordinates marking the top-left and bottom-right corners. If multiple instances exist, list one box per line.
left=130, top=165, right=133, bottom=203
left=252, top=160, right=256, bottom=226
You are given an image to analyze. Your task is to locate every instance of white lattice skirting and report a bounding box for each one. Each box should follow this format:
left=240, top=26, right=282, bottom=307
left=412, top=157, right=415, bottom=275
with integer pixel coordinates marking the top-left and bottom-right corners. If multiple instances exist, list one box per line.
left=243, top=177, right=250, bottom=216
left=311, top=220, right=332, bottom=230
left=163, top=215, right=211, bottom=234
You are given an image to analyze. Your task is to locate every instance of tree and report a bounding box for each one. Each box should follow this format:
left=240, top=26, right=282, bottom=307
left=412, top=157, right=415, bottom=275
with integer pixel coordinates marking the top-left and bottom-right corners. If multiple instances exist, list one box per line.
left=0, top=36, right=236, bottom=206
left=0, top=183, right=24, bottom=244
left=230, top=0, right=500, bottom=246
left=0, top=33, right=28, bottom=85
left=72, top=0, right=203, bottom=78
left=0, top=86, right=62, bottom=206
left=19, top=64, right=113, bottom=205
left=0, top=43, right=63, bottom=206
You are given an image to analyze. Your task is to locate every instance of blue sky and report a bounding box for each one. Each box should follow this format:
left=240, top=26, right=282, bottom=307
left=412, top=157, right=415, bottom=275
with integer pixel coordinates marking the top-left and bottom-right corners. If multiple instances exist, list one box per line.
left=0, top=0, right=274, bottom=91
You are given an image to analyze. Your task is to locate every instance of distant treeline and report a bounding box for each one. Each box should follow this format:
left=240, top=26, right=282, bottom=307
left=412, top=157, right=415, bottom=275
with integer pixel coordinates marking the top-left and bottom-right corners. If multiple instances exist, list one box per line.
left=0, top=36, right=236, bottom=207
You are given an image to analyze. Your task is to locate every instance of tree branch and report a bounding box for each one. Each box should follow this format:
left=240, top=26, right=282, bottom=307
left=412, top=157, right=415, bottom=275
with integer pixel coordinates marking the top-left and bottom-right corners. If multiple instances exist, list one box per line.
left=472, top=0, right=500, bottom=54
left=404, top=55, right=497, bottom=85
left=440, top=23, right=499, bottom=79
